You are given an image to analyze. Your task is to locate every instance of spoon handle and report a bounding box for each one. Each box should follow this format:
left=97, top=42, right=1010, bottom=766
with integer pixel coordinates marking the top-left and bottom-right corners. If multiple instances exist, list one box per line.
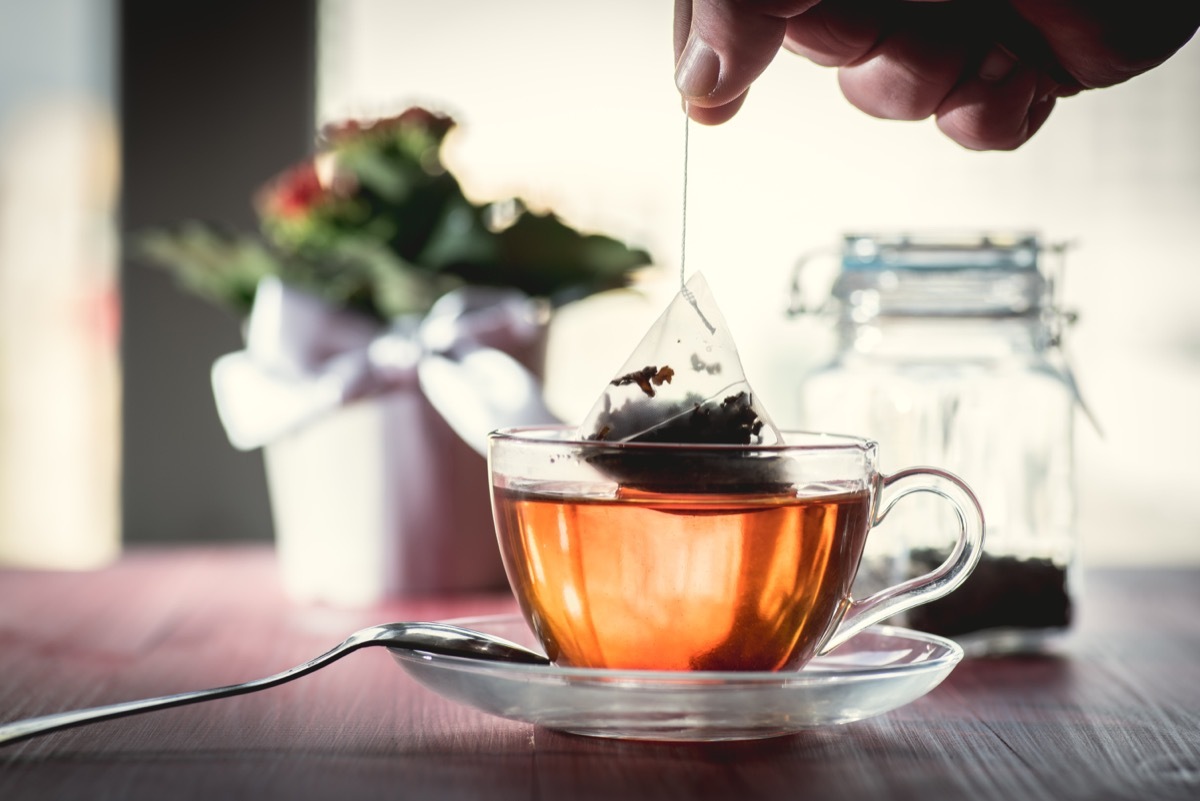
left=0, top=637, right=368, bottom=747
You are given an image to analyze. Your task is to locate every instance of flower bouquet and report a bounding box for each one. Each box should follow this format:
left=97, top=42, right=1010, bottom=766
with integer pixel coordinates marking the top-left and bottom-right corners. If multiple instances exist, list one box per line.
left=137, top=107, right=651, bottom=605
left=139, top=106, right=648, bottom=320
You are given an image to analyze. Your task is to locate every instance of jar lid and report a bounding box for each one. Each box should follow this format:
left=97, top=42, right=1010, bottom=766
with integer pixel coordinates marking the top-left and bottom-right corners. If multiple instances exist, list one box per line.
left=833, top=232, right=1048, bottom=317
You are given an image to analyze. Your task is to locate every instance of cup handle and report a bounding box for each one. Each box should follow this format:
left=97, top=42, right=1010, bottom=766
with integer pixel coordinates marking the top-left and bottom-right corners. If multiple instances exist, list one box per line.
left=818, top=467, right=985, bottom=655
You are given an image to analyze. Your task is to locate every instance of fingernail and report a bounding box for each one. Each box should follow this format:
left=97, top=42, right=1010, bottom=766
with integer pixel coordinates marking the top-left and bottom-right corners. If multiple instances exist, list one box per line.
left=675, top=34, right=720, bottom=99
left=979, top=45, right=1017, bottom=82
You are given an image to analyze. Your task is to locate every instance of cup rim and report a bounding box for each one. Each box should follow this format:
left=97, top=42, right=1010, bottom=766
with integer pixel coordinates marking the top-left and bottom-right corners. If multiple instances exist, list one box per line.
left=488, top=425, right=877, bottom=453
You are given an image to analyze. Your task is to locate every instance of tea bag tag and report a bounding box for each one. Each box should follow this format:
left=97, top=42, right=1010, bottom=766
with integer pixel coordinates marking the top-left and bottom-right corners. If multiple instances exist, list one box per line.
left=578, top=273, right=781, bottom=445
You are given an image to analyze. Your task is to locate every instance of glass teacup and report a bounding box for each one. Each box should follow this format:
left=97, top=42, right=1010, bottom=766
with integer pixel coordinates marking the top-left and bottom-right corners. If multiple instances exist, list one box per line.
left=488, top=426, right=983, bottom=672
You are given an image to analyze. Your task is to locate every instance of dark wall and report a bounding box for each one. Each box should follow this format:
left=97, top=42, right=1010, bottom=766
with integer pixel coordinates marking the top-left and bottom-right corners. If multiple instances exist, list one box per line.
left=120, top=0, right=317, bottom=542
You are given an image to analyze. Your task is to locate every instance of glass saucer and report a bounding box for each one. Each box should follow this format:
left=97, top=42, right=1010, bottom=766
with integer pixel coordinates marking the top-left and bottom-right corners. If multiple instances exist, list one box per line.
left=390, top=614, right=962, bottom=742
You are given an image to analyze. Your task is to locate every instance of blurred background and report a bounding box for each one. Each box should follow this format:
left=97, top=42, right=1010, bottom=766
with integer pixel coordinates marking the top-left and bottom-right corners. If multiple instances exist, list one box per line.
left=1, top=0, right=1197, bottom=570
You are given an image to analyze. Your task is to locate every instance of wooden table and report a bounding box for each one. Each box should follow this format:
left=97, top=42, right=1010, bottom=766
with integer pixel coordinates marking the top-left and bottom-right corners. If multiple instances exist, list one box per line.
left=1, top=547, right=1197, bottom=801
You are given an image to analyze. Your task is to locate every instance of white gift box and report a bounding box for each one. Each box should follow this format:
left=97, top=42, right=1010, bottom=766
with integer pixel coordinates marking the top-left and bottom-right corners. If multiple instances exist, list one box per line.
left=213, top=277, right=555, bottom=606
left=264, top=388, right=505, bottom=606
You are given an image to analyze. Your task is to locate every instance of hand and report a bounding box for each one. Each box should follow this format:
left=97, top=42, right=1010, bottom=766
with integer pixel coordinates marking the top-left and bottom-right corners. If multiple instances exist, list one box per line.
left=674, top=0, right=1200, bottom=150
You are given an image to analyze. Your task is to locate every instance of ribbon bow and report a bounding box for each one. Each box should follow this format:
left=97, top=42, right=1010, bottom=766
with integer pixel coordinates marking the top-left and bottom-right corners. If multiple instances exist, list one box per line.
left=211, top=276, right=559, bottom=454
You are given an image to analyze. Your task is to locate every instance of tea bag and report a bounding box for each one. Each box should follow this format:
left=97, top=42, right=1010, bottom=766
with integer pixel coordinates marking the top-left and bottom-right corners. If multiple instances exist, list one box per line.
left=578, top=274, right=786, bottom=491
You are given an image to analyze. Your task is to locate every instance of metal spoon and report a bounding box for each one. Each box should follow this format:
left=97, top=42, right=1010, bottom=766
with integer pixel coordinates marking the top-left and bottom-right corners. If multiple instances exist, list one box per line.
left=0, top=621, right=549, bottom=747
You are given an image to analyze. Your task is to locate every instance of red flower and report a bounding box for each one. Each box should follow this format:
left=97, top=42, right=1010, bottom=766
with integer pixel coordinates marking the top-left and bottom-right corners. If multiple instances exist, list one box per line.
left=256, top=161, right=326, bottom=220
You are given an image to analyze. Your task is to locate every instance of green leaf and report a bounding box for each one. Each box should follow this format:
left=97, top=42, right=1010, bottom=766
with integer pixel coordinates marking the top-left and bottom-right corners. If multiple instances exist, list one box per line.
left=443, top=209, right=651, bottom=300
left=133, top=224, right=281, bottom=316
left=416, top=193, right=500, bottom=271
left=302, top=238, right=446, bottom=318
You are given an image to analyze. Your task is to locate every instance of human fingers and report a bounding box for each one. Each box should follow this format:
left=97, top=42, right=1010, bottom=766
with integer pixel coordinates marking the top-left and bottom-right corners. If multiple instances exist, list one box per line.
left=674, top=0, right=821, bottom=125
left=833, top=3, right=973, bottom=122
left=926, top=0, right=1197, bottom=149
left=786, top=1, right=1061, bottom=147
left=783, top=0, right=893, bottom=67
left=1008, top=0, right=1200, bottom=89
left=782, top=0, right=962, bottom=66
left=935, top=55, right=1057, bottom=151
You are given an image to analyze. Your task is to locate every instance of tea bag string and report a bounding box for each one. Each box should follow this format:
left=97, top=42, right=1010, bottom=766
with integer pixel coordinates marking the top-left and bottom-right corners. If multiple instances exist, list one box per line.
left=680, top=106, right=716, bottom=334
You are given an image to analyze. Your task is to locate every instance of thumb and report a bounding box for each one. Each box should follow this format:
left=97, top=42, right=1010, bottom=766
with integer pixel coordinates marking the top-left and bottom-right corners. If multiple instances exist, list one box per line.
left=675, top=0, right=818, bottom=124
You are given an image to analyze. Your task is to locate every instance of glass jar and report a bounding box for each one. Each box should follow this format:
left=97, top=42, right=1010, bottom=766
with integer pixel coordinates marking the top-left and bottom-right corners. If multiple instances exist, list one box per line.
left=791, top=232, right=1086, bottom=655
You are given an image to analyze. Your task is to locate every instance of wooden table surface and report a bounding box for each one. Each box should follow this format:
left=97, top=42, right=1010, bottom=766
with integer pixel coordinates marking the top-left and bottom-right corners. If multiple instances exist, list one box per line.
left=1, top=546, right=1197, bottom=801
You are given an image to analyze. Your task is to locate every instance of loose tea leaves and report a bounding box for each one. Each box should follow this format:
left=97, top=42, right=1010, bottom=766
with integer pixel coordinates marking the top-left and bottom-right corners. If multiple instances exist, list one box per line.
left=904, top=550, right=1073, bottom=639
left=625, top=390, right=765, bottom=445
left=610, top=365, right=675, bottom=398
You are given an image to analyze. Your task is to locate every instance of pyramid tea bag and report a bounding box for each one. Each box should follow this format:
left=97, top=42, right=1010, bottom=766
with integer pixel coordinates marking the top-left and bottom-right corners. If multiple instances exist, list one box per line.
left=578, top=274, right=786, bottom=491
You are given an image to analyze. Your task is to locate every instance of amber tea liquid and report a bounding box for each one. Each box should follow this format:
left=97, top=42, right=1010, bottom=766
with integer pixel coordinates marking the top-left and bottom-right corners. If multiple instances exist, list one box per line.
left=493, top=485, right=872, bottom=671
